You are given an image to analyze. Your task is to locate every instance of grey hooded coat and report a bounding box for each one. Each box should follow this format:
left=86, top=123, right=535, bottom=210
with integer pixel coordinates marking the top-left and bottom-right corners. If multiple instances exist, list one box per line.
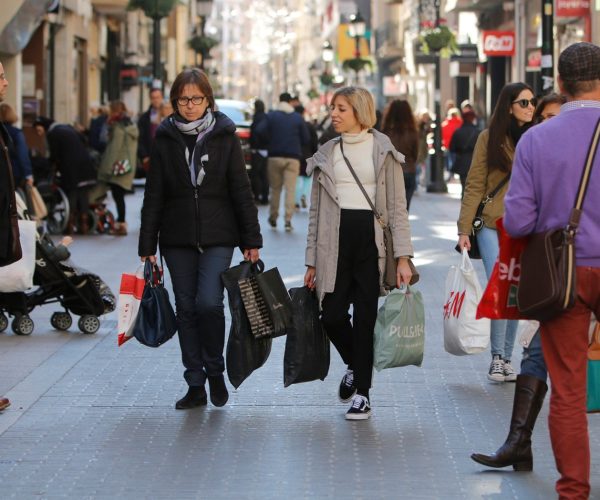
left=305, top=129, right=414, bottom=305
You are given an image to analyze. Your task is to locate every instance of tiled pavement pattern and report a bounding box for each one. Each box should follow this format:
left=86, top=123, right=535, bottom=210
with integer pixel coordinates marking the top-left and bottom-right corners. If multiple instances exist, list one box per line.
left=1, top=180, right=599, bottom=499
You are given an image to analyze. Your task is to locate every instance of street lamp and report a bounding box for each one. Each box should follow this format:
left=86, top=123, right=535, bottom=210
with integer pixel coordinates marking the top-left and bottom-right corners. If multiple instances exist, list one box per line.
left=322, top=40, right=334, bottom=63
left=348, top=11, right=366, bottom=59
left=321, top=40, right=334, bottom=101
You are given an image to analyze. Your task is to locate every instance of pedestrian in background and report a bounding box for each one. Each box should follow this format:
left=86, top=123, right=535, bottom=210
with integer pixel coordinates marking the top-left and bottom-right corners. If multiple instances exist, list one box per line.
left=416, top=110, right=432, bottom=188
left=97, top=100, right=139, bottom=236
left=249, top=99, right=269, bottom=205
left=0, top=103, right=33, bottom=188
left=33, top=116, right=97, bottom=235
left=381, top=99, right=419, bottom=211
left=138, top=68, right=262, bottom=410
left=471, top=93, right=565, bottom=473
left=255, top=92, right=308, bottom=232
left=137, top=87, right=164, bottom=175
left=0, top=61, right=15, bottom=412
left=504, top=42, right=600, bottom=499
left=88, top=105, right=109, bottom=156
left=304, top=86, right=414, bottom=420
left=456, top=82, right=535, bottom=383
left=294, top=103, right=318, bottom=210
left=441, top=107, right=462, bottom=176
left=449, top=109, right=480, bottom=198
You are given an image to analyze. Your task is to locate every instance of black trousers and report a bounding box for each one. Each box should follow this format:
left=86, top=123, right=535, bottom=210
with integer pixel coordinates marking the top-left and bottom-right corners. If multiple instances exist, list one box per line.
left=250, top=153, right=269, bottom=203
left=109, top=183, right=126, bottom=223
left=321, top=209, right=380, bottom=394
left=162, top=246, right=234, bottom=387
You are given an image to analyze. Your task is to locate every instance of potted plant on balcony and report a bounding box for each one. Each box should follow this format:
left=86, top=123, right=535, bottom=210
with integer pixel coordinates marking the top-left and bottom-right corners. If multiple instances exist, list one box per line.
left=419, top=20, right=458, bottom=58
left=341, top=57, right=372, bottom=74
left=189, top=34, right=219, bottom=56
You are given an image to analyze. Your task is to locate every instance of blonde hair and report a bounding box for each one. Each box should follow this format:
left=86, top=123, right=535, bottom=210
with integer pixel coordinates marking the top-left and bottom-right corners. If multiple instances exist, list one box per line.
left=331, top=87, right=377, bottom=129
left=0, top=103, right=18, bottom=124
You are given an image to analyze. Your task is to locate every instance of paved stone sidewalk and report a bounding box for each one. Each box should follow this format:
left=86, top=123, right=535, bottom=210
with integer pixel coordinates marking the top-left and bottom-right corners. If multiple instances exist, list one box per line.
left=0, top=182, right=599, bottom=499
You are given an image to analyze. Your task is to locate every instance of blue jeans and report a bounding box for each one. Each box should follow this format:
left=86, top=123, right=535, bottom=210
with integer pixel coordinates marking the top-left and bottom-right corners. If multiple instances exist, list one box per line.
left=477, top=227, right=519, bottom=360
left=295, top=175, right=312, bottom=206
left=162, top=246, right=234, bottom=386
left=520, top=331, right=548, bottom=381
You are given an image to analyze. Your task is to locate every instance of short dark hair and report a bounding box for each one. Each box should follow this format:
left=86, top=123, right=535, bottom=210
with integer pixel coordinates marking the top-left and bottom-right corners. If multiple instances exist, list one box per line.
left=560, top=79, right=600, bottom=98
left=533, top=92, right=567, bottom=123
left=149, top=87, right=163, bottom=97
left=169, top=68, right=215, bottom=113
left=279, top=92, right=292, bottom=103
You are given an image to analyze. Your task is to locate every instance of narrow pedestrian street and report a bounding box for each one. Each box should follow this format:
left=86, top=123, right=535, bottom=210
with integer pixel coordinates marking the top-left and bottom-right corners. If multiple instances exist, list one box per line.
left=0, top=182, right=598, bottom=499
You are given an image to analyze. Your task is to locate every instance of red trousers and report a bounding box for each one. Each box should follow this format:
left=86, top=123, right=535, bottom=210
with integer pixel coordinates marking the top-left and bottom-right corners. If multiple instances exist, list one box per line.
left=541, top=266, right=600, bottom=500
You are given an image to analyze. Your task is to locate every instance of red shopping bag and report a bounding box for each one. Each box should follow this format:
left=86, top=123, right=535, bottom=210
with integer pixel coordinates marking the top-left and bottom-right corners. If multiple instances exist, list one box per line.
left=117, top=266, right=146, bottom=346
left=476, top=218, right=528, bottom=320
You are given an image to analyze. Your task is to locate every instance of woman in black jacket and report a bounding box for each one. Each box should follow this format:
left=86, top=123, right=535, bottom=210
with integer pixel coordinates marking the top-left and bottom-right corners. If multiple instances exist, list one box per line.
left=139, top=68, right=262, bottom=410
left=449, top=110, right=480, bottom=198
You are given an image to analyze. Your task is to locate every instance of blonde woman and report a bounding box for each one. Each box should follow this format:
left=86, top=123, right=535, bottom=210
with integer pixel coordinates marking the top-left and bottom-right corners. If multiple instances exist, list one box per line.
left=304, top=87, right=414, bottom=420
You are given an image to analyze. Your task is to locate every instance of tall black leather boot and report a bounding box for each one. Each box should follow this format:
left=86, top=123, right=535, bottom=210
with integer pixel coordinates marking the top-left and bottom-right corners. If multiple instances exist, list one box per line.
left=471, top=374, right=548, bottom=471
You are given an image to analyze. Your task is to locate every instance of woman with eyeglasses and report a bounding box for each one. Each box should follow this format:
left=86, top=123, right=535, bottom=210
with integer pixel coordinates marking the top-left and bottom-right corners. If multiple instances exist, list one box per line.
left=139, top=68, right=262, bottom=410
left=456, top=82, right=535, bottom=384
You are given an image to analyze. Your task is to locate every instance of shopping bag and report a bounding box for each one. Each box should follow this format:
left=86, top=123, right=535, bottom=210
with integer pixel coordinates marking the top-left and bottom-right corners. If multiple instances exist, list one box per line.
left=24, top=184, right=48, bottom=220
left=131, top=261, right=177, bottom=348
left=443, top=249, right=490, bottom=355
left=587, top=322, right=600, bottom=413
left=238, top=260, right=293, bottom=339
left=116, top=265, right=145, bottom=346
left=222, top=261, right=272, bottom=389
left=373, top=285, right=425, bottom=371
left=477, top=218, right=528, bottom=320
left=283, top=287, right=330, bottom=387
left=0, top=220, right=36, bottom=292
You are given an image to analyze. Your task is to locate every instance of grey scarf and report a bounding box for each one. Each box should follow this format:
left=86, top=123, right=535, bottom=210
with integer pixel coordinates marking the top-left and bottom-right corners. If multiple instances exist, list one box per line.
left=171, top=110, right=216, bottom=186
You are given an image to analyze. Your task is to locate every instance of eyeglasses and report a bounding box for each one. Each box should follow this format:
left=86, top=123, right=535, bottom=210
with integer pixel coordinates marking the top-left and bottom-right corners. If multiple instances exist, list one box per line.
left=512, top=98, right=537, bottom=109
left=176, top=95, right=206, bottom=106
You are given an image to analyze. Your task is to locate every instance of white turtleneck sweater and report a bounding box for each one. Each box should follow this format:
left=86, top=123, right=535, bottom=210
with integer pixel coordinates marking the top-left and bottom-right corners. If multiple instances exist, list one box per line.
left=333, top=129, right=376, bottom=210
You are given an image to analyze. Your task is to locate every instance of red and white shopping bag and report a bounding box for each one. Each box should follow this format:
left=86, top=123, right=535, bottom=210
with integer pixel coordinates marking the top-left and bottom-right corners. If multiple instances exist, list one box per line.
left=117, top=265, right=145, bottom=346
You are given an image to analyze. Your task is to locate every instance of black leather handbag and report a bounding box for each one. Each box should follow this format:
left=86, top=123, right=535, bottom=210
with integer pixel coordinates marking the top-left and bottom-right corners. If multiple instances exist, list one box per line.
left=132, top=260, right=177, bottom=348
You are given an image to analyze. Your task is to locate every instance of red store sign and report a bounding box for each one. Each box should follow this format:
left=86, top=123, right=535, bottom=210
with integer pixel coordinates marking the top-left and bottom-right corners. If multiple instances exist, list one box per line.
left=483, top=31, right=515, bottom=57
left=556, top=0, right=590, bottom=18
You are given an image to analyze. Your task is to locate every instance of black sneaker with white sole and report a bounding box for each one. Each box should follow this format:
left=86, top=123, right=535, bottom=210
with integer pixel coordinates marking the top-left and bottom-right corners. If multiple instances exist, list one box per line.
left=345, top=394, right=371, bottom=420
left=338, top=369, right=356, bottom=402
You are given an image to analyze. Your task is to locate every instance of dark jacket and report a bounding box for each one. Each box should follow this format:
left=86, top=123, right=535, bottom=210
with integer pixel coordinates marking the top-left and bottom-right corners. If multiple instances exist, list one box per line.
left=383, top=128, right=419, bottom=174
left=254, top=102, right=309, bottom=160
left=137, top=106, right=159, bottom=160
left=3, top=122, right=32, bottom=184
left=249, top=111, right=268, bottom=150
left=300, top=120, right=319, bottom=176
left=449, top=122, right=480, bottom=177
left=88, top=114, right=108, bottom=154
left=0, top=124, right=19, bottom=266
left=138, top=111, right=262, bottom=256
left=46, top=124, right=97, bottom=191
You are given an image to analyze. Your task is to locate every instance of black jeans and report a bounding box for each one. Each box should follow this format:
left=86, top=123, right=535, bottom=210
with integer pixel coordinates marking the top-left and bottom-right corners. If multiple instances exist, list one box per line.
left=403, top=172, right=417, bottom=212
left=109, top=183, right=126, bottom=223
left=321, top=210, right=380, bottom=394
left=250, top=152, right=269, bottom=203
left=163, top=246, right=234, bottom=387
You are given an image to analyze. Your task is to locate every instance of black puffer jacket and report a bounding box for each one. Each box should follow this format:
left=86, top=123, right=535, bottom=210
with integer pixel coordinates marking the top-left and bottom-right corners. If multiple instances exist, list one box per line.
left=138, top=112, right=262, bottom=256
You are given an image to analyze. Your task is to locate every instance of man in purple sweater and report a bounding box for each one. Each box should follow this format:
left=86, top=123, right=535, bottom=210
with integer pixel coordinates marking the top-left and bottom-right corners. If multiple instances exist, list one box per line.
left=505, top=42, right=600, bottom=499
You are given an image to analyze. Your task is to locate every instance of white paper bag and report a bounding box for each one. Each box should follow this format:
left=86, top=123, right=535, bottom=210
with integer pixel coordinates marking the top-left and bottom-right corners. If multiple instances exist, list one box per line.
left=0, top=220, right=37, bottom=292
left=443, top=249, right=490, bottom=355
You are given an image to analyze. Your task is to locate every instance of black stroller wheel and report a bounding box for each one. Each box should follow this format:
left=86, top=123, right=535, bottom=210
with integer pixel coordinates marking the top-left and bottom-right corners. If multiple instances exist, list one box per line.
left=12, top=315, right=34, bottom=335
left=78, top=315, right=100, bottom=334
left=51, top=312, right=72, bottom=331
left=43, top=186, right=70, bottom=235
left=0, top=314, right=8, bottom=333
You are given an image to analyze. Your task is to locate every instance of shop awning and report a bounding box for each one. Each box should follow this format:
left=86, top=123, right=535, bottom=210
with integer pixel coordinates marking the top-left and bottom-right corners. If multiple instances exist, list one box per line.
left=445, top=0, right=503, bottom=13
left=0, top=0, right=54, bottom=56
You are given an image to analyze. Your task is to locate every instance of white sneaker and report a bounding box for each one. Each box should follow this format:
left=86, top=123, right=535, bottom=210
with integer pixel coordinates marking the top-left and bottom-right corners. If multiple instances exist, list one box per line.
left=487, top=355, right=505, bottom=383
left=503, top=360, right=517, bottom=382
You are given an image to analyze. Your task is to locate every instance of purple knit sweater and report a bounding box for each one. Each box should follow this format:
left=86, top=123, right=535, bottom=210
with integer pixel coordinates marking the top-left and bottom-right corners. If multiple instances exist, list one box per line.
left=504, top=104, right=600, bottom=267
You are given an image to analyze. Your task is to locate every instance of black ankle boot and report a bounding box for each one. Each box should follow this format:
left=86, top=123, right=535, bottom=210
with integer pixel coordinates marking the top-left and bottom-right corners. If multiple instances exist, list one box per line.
left=175, top=386, right=207, bottom=410
left=471, top=374, right=548, bottom=471
left=207, top=375, right=229, bottom=407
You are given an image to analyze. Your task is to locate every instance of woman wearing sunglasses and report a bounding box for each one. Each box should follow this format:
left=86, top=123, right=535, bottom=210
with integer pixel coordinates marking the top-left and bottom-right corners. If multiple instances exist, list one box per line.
left=139, top=68, right=262, bottom=410
left=457, top=82, right=535, bottom=383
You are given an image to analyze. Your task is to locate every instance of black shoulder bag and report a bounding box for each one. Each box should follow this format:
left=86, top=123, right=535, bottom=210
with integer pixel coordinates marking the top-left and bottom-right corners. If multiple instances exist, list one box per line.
left=517, top=117, right=600, bottom=321
left=455, top=174, right=511, bottom=260
left=338, top=140, right=418, bottom=289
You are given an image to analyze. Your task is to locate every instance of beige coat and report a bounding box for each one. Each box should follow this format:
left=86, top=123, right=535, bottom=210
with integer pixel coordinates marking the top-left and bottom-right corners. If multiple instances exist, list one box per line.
left=457, top=129, right=514, bottom=234
left=305, top=129, right=414, bottom=305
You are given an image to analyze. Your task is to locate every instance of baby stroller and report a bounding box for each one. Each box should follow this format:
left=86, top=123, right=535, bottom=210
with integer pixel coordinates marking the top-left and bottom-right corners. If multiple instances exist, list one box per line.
left=0, top=198, right=115, bottom=335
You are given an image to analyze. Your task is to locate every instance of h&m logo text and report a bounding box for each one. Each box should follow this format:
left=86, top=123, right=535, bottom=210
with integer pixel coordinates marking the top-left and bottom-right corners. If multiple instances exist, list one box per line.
left=443, top=290, right=465, bottom=319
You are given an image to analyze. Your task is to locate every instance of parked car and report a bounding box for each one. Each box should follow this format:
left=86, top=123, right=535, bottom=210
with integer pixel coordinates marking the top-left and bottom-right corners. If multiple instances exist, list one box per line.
left=215, top=99, right=253, bottom=170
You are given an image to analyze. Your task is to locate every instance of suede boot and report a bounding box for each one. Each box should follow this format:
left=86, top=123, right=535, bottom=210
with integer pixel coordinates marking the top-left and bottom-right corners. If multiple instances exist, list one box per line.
left=207, top=375, right=229, bottom=407
left=471, top=374, right=548, bottom=471
left=175, top=386, right=207, bottom=410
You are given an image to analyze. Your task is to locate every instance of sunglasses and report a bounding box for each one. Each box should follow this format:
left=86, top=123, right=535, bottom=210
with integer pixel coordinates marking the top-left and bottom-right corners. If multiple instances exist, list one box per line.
left=512, top=98, right=537, bottom=109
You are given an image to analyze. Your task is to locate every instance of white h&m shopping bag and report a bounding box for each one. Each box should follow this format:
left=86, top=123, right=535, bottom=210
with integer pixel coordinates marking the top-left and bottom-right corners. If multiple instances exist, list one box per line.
left=443, top=249, right=490, bottom=355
